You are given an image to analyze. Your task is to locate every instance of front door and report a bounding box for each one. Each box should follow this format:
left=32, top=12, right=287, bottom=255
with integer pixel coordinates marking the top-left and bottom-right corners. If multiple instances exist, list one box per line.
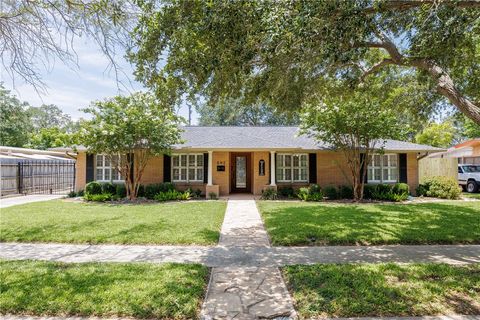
left=230, top=153, right=252, bottom=193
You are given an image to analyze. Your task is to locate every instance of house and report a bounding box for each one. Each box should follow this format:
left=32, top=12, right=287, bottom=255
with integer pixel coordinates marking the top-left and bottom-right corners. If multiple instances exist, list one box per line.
left=429, top=138, right=480, bottom=165
left=60, top=126, right=442, bottom=196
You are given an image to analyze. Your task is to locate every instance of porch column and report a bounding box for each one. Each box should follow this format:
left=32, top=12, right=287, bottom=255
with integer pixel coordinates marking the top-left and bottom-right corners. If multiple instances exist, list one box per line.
left=207, top=150, right=213, bottom=186
left=270, top=151, right=276, bottom=186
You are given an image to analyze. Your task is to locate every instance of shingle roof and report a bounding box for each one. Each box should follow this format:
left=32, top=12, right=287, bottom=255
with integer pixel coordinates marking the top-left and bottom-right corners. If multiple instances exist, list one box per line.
left=175, top=126, right=443, bottom=152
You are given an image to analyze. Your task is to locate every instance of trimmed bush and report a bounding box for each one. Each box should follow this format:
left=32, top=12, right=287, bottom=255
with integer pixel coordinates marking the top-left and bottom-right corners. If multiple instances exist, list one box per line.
left=85, top=181, right=102, bottom=195
left=77, top=189, right=84, bottom=197
left=297, top=187, right=310, bottom=201
left=115, top=184, right=127, bottom=198
left=278, top=186, right=295, bottom=198
left=363, top=184, right=376, bottom=199
left=309, top=184, right=321, bottom=194
left=338, top=185, right=353, bottom=199
left=261, top=188, right=278, bottom=200
left=101, top=182, right=116, bottom=195
left=137, top=184, right=145, bottom=198
left=84, top=193, right=112, bottom=202
left=323, top=186, right=338, bottom=200
left=392, top=183, right=410, bottom=195
left=67, top=190, right=77, bottom=198
left=297, top=187, right=323, bottom=202
left=145, top=183, right=176, bottom=199
left=419, top=176, right=462, bottom=200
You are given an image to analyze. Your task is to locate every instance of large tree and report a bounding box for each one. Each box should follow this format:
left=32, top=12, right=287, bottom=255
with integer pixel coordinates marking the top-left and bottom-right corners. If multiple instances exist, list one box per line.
left=198, top=99, right=299, bottom=126
left=0, top=85, right=32, bottom=146
left=80, top=92, right=183, bottom=199
left=128, top=0, right=480, bottom=123
left=415, top=121, right=456, bottom=148
left=302, top=84, right=401, bottom=201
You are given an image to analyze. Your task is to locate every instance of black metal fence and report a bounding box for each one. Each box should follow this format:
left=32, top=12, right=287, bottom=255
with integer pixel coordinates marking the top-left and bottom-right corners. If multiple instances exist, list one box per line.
left=1, top=160, right=75, bottom=196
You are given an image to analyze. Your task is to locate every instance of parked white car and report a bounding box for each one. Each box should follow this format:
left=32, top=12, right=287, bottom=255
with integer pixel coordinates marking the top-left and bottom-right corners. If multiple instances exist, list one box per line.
left=458, top=164, right=480, bottom=193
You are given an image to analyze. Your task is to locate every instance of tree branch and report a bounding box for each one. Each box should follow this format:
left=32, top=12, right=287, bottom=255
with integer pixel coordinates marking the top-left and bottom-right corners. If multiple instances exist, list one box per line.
left=362, top=0, right=480, bottom=14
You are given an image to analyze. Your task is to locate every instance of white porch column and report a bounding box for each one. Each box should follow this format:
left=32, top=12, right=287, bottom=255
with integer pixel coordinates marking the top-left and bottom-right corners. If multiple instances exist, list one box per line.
left=270, top=151, right=276, bottom=186
left=207, top=150, right=213, bottom=186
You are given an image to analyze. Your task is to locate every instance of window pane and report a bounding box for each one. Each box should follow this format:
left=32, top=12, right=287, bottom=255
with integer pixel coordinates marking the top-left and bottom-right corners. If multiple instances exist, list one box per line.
left=383, top=168, right=389, bottom=181
left=104, top=168, right=111, bottom=181
left=285, top=155, right=291, bottom=167
left=285, top=168, right=292, bottom=181
left=197, top=155, right=204, bottom=166
left=197, top=168, right=203, bottom=181
left=390, top=155, right=398, bottom=167
left=293, top=155, right=299, bottom=167
left=368, top=168, right=373, bottom=181
left=293, top=169, right=299, bottom=181
left=180, top=168, right=187, bottom=180
left=374, top=155, right=381, bottom=166
left=96, top=169, right=103, bottom=180
left=374, top=168, right=381, bottom=181
left=180, top=155, right=187, bottom=167
left=390, top=169, right=397, bottom=181
left=96, top=155, right=103, bottom=167
left=173, top=156, right=179, bottom=167
left=112, top=170, right=120, bottom=181
left=300, top=168, right=307, bottom=181
left=276, top=168, right=284, bottom=181
left=383, top=155, right=389, bottom=166
left=277, top=155, right=284, bottom=167
left=173, top=168, right=180, bottom=181
left=189, top=154, right=196, bottom=166
left=300, top=155, right=307, bottom=167
left=188, top=168, right=195, bottom=181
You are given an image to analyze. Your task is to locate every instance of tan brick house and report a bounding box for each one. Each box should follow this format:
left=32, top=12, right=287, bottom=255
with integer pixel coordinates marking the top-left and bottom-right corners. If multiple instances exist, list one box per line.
left=65, top=126, right=442, bottom=196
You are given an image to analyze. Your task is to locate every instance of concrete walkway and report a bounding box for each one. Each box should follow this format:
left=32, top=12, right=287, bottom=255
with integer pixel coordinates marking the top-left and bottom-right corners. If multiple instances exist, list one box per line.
left=1, top=242, right=479, bottom=266
left=201, top=198, right=296, bottom=319
left=0, top=194, right=65, bottom=208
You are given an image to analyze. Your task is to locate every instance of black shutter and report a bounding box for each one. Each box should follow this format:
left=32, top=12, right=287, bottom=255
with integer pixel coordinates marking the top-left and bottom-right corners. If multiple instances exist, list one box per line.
left=86, top=153, right=94, bottom=183
left=399, top=153, right=407, bottom=183
left=163, top=155, right=171, bottom=182
left=309, top=153, right=317, bottom=184
left=360, top=153, right=368, bottom=183
left=203, top=153, right=209, bottom=183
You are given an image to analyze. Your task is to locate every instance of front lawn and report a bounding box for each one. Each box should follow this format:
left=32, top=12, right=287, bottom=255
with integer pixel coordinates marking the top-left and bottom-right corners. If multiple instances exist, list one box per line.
left=283, top=263, right=480, bottom=318
left=0, top=260, right=208, bottom=319
left=258, top=201, right=480, bottom=246
left=0, top=200, right=226, bottom=245
left=463, top=192, right=480, bottom=199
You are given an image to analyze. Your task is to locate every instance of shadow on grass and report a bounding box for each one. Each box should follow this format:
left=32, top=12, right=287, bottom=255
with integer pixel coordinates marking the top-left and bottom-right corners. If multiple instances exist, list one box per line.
left=283, top=263, right=480, bottom=318
left=260, top=202, right=480, bottom=246
left=0, top=260, right=208, bottom=319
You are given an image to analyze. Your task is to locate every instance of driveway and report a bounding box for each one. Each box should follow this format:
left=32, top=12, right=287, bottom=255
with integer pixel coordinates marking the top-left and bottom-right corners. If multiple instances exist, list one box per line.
left=0, top=194, right=65, bottom=208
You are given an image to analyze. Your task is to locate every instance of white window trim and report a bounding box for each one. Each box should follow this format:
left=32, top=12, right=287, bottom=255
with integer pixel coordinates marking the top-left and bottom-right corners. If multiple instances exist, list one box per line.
left=276, top=153, right=309, bottom=183
left=95, top=154, right=123, bottom=183
left=171, top=153, right=204, bottom=183
left=367, top=153, right=399, bottom=184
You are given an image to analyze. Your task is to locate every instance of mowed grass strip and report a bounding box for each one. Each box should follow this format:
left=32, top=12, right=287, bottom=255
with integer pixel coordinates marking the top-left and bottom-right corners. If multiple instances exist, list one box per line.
left=0, top=260, right=208, bottom=319
left=0, top=200, right=226, bottom=245
left=283, top=263, right=480, bottom=318
left=258, top=201, right=480, bottom=246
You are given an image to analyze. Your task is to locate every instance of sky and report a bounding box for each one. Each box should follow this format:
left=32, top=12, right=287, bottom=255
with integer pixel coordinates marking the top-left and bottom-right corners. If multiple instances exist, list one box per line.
left=1, top=38, right=199, bottom=124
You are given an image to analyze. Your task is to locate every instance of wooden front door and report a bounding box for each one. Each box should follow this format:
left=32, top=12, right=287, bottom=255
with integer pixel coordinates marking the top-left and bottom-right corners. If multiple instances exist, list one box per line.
left=230, top=152, right=252, bottom=193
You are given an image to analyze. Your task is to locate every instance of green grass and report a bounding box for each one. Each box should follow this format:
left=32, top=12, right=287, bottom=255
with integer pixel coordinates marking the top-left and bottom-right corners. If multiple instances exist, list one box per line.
left=463, top=192, right=480, bottom=199
left=258, top=201, right=480, bottom=246
left=0, top=260, right=208, bottom=319
left=283, top=263, right=480, bottom=318
left=0, top=200, right=226, bottom=245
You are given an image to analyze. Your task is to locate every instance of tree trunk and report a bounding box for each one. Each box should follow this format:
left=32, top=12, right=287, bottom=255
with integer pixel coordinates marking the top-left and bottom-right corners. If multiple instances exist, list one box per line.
left=409, top=59, right=480, bottom=124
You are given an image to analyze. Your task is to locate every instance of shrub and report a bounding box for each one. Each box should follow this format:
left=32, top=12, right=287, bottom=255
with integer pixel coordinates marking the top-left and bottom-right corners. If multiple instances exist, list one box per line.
left=309, top=184, right=321, bottom=194
left=297, top=187, right=310, bottom=201
left=84, top=193, right=112, bottom=202
left=177, top=191, right=191, bottom=200
left=363, top=184, right=376, bottom=199
left=85, top=181, right=102, bottom=195
left=137, top=184, right=145, bottom=197
left=278, top=186, right=295, bottom=198
left=209, top=192, right=218, bottom=200
left=323, top=186, right=338, bottom=200
left=420, top=176, right=462, bottom=200
left=186, top=188, right=202, bottom=198
left=115, top=184, right=127, bottom=198
left=67, top=190, right=77, bottom=198
left=371, top=184, right=393, bottom=201
left=77, top=189, right=84, bottom=197
left=154, top=190, right=180, bottom=202
left=145, top=184, right=162, bottom=199
left=101, top=182, right=116, bottom=195
left=392, top=183, right=410, bottom=196
left=307, top=190, right=324, bottom=201
left=338, top=185, right=353, bottom=199
left=416, top=184, right=428, bottom=197
left=261, top=188, right=278, bottom=200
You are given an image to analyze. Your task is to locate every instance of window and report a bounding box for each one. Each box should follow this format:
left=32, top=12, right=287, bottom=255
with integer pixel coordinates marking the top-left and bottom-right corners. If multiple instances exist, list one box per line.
left=96, top=154, right=121, bottom=182
left=277, top=154, right=308, bottom=182
left=367, top=154, right=398, bottom=183
left=172, top=154, right=204, bottom=182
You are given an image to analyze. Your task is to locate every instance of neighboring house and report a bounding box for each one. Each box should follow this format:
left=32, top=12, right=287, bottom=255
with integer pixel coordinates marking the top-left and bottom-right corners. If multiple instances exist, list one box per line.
left=55, top=126, right=442, bottom=196
left=429, top=139, right=480, bottom=165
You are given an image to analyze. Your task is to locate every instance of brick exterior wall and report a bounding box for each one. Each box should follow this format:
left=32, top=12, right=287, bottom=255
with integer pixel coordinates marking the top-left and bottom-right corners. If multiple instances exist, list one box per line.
left=75, top=152, right=87, bottom=191
left=316, top=151, right=352, bottom=187
left=252, top=151, right=270, bottom=195
left=74, top=150, right=421, bottom=195
left=212, top=151, right=230, bottom=195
